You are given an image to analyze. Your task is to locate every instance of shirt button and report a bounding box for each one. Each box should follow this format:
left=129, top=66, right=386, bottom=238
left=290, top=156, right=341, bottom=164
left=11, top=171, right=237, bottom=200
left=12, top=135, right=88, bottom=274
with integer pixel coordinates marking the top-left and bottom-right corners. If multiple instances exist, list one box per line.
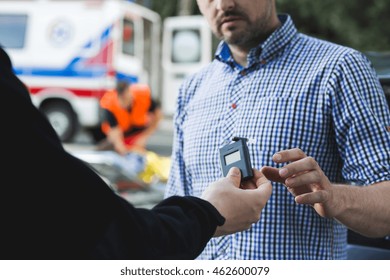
left=240, top=70, right=246, bottom=76
left=260, top=59, right=267, bottom=65
left=232, top=103, right=237, bottom=109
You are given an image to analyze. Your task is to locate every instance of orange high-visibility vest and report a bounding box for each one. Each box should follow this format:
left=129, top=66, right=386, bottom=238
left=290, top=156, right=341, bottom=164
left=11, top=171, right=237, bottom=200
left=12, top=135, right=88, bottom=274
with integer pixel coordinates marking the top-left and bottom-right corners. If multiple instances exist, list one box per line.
left=100, top=83, right=151, bottom=135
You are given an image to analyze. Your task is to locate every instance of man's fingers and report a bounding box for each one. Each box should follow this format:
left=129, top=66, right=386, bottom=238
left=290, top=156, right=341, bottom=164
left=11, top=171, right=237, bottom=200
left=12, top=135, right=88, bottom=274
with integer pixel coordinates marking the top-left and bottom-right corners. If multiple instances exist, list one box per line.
left=261, top=166, right=284, bottom=183
left=284, top=170, right=320, bottom=188
left=295, top=190, right=328, bottom=205
left=272, top=148, right=307, bottom=163
left=278, top=157, right=319, bottom=179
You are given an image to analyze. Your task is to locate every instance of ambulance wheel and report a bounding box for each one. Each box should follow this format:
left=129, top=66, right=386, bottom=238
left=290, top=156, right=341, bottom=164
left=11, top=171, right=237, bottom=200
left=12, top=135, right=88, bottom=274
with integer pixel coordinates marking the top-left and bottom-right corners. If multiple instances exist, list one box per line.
left=41, top=101, right=78, bottom=143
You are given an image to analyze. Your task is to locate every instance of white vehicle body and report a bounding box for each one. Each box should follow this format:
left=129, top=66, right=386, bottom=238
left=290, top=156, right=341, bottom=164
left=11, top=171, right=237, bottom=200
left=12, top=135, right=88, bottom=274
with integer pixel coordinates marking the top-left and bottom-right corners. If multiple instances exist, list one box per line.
left=0, top=0, right=160, bottom=141
left=0, top=0, right=214, bottom=141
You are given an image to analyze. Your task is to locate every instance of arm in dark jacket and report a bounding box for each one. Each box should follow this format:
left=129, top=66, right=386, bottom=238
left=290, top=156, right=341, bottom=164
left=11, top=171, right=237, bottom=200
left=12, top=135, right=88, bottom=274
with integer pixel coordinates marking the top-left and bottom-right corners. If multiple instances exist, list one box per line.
left=0, top=46, right=223, bottom=260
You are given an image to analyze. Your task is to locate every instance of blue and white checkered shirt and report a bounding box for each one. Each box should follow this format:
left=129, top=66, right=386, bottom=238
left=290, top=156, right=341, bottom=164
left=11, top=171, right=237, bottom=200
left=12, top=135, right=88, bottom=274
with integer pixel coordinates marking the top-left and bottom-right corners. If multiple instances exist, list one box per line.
left=164, top=14, right=390, bottom=259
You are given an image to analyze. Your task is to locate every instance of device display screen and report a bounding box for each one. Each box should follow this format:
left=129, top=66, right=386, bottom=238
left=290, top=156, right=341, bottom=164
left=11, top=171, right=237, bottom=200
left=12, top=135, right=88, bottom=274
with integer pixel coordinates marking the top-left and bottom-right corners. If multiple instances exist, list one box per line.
left=225, top=150, right=241, bottom=165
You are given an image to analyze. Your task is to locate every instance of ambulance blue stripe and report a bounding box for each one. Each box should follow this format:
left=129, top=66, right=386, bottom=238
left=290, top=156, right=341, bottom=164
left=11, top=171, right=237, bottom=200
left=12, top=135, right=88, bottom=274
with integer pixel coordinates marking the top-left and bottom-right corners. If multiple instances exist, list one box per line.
left=12, top=24, right=138, bottom=83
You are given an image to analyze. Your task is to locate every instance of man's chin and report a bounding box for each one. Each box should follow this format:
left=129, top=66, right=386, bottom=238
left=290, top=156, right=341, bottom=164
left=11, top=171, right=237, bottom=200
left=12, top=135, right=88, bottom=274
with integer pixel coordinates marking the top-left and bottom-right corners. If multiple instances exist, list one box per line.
left=223, top=34, right=247, bottom=46
left=222, top=26, right=248, bottom=43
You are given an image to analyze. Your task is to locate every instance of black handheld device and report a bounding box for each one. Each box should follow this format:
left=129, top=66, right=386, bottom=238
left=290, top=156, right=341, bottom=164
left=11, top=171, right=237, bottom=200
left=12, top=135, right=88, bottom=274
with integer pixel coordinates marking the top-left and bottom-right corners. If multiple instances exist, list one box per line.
left=219, top=137, right=253, bottom=180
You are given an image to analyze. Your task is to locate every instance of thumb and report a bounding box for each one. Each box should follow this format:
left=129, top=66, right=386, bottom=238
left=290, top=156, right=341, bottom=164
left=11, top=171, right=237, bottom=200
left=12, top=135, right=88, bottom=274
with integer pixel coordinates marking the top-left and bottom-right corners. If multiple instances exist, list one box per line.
left=261, top=166, right=284, bottom=183
left=226, top=167, right=241, bottom=188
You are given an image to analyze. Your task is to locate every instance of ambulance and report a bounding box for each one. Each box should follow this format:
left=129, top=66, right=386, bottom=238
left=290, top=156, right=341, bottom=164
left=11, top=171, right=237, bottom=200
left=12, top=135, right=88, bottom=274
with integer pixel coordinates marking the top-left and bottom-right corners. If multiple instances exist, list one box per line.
left=0, top=0, right=214, bottom=142
left=0, top=0, right=161, bottom=142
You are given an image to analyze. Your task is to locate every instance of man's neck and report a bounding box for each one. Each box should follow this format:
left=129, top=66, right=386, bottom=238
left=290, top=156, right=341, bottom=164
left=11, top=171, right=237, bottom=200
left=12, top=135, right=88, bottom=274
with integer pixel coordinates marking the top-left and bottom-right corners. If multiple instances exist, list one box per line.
left=229, top=45, right=251, bottom=67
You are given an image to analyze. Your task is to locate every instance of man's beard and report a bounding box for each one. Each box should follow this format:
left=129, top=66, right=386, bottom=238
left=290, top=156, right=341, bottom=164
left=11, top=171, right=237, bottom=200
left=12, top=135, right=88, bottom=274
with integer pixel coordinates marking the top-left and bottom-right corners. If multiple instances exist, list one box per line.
left=221, top=26, right=252, bottom=46
left=216, top=3, right=275, bottom=47
left=219, top=19, right=270, bottom=47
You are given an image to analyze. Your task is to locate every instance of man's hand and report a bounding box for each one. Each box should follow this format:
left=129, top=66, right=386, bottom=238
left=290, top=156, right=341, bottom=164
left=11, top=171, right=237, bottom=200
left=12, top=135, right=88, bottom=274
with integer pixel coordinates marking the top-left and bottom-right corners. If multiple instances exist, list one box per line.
left=201, top=167, right=272, bottom=237
left=261, top=148, right=338, bottom=218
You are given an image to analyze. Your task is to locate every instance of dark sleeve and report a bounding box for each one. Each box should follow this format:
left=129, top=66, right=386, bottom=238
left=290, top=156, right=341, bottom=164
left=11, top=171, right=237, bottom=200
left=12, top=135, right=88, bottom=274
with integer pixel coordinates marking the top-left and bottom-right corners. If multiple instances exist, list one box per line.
left=90, top=195, right=225, bottom=259
left=0, top=47, right=224, bottom=260
left=102, top=108, right=118, bottom=127
left=149, top=98, right=161, bottom=112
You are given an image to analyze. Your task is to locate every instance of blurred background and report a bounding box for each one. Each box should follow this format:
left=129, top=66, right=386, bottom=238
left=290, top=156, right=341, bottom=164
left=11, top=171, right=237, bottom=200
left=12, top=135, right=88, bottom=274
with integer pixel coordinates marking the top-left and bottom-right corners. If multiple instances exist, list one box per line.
left=1, top=0, right=390, bottom=205
left=1, top=0, right=389, bottom=202
left=143, top=0, right=390, bottom=52
left=2, top=0, right=389, bottom=145
left=1, top=0, right=390, bottom=259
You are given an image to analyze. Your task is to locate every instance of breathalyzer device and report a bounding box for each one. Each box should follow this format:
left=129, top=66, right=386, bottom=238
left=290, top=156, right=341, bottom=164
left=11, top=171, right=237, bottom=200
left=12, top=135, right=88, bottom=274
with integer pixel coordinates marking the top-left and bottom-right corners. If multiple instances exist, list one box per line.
left=219, top=137, right=253, bottom=180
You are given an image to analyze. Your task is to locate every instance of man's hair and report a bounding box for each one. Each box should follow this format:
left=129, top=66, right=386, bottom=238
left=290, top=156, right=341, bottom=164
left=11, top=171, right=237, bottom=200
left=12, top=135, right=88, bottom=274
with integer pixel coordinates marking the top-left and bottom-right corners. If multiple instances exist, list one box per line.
left=116, top=80, right=130, bottom=96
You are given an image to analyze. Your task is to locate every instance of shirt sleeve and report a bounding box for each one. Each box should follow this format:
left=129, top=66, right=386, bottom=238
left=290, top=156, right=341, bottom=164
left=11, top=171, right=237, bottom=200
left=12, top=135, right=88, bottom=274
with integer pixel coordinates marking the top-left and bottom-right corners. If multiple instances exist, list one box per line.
left=329, top=50, right=390, bottom=185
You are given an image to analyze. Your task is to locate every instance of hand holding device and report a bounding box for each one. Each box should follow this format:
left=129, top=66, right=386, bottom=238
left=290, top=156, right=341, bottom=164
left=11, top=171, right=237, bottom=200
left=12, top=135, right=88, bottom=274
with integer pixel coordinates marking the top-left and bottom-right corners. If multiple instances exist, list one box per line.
left=219, top=137, right=253, bottom=180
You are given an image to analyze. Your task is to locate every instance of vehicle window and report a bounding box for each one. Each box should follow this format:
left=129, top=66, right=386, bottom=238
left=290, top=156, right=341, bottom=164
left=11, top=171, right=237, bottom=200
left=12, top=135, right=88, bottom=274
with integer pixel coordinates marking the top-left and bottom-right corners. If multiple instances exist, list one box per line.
left=0, top=14, right=28, bottom=49
left=122, top=18, right=134, bottom=56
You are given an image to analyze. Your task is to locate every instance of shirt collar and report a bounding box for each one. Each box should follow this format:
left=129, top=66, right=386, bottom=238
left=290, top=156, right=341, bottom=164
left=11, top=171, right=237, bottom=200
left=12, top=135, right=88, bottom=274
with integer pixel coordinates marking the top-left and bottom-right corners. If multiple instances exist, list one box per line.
left=215, top=14, right=297, bottom=70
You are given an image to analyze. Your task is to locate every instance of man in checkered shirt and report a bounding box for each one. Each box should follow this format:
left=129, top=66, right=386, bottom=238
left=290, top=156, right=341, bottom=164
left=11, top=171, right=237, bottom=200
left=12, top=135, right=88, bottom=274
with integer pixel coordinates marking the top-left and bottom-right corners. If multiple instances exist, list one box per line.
left=165, top=0, right=390, bottom=259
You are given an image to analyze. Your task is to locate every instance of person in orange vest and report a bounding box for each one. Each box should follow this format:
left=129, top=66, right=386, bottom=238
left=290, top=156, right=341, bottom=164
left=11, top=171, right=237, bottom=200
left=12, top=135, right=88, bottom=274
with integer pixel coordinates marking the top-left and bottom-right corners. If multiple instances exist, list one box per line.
left=99, top=80, right=162, bottom=155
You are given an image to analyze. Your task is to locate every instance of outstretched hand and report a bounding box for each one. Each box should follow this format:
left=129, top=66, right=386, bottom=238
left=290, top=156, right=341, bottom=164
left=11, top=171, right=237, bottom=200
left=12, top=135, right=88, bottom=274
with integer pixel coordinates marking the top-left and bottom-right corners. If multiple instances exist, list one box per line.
left=261, top=148, right=337, bottom=218
left=202, top=167, right=272, bottom=237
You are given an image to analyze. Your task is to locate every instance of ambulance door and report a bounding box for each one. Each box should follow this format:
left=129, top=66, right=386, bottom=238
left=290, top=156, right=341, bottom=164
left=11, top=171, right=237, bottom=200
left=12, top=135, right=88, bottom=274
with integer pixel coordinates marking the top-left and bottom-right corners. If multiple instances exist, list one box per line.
left=161, top=15, right=214, bottom=116
left=115, top=4, right=160, bottom=97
